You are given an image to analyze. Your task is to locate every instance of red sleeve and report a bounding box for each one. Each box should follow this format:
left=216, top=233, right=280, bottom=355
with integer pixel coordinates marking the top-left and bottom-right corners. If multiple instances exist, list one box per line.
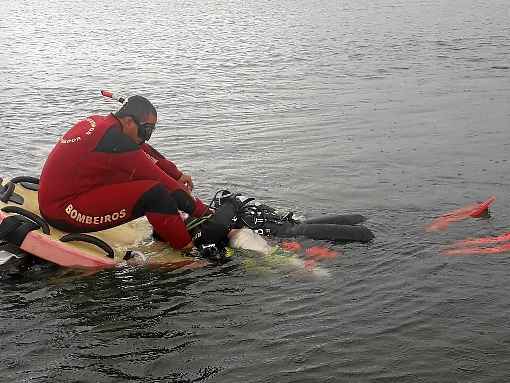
left=114, top=149, right=209, bottom=217
left=141, top=143, right=183, bottom=180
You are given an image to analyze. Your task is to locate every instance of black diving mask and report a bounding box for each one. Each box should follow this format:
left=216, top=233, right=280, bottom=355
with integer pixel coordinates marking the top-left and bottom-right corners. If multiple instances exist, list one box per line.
left=131, top=115, right=156, bottom=142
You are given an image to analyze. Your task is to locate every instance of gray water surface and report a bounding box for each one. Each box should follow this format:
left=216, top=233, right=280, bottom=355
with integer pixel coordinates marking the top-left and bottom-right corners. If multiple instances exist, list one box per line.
left=1, top=0, right=510, bottom=382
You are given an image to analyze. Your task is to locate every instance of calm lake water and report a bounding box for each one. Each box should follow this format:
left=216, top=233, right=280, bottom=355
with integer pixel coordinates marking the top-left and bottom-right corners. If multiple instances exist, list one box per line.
left=1, top=0, right=510, bottom=382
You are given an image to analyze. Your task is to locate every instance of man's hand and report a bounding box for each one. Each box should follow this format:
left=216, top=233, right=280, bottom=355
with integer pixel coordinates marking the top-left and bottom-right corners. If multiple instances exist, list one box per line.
left=182, top=241, right=194, bottom=252
left=178, top=173, right=194, bottom=192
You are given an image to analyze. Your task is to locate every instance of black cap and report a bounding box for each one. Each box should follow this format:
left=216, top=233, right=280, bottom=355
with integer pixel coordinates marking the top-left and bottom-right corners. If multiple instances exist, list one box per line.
left=115, top=95, right=157, bottom=122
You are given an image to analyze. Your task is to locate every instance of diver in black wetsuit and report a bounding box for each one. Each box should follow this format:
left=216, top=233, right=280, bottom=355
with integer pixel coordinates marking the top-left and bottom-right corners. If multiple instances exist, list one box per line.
left=187, top=190, right=374, bottom=260
left=210, top=190, right=373, bottom=241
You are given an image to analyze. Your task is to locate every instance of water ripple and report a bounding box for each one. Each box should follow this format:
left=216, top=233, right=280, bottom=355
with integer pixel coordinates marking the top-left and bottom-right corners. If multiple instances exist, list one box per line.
left=1, top=0, right=510, bottom=382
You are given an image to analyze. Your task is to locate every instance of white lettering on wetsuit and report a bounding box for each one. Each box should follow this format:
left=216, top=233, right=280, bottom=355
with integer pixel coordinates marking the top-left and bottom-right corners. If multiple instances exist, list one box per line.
left=143, top=151, right=158, bottom=164
left=60, top=136, right=81, bottom=144
left=60, top=118, right=96, bottom=144
left=65, top=204, right=127, bottom=225
left=85, top=118, right=96, bottom=128
left=85, top=118, right=96, bottom=135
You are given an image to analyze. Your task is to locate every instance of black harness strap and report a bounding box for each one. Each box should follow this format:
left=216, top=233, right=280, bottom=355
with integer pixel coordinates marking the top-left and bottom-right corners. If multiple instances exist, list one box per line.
left=0, top=182, right=16, bottom=203
left=10, top=175, right=40, bottom=192
left=0, top=204, right=50, bottom=248
left=0, top=215, right=40, bottom=247
left=2, top=206, right=50, bottom=234
left=60, top=233, right=115, bottom=259
left=0, top=216, right=23, bottom=239
left=9, top=219, right=40, bottom=247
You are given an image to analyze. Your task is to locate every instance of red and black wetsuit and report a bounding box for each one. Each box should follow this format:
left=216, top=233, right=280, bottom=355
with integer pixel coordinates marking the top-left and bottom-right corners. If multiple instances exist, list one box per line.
left=39, top=114, right=209, bottom=249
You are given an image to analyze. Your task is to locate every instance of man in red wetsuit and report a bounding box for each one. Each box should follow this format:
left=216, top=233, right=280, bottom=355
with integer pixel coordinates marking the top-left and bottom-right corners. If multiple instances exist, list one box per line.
left=39, top=95, right=217, bottom=251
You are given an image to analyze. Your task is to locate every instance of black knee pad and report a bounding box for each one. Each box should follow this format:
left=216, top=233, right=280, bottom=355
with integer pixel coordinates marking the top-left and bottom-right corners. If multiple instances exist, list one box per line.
left=133, top=184, right=179, bottom=216
left=171, top=189, right=197, bottom=215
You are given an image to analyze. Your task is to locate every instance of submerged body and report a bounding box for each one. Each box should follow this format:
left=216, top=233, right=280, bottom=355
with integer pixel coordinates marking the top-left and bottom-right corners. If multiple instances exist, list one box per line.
left=202, top=191, right=375, bottom=249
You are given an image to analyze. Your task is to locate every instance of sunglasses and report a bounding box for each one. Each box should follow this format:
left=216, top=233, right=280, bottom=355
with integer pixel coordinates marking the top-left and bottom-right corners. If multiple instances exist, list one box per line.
left=130, top=115, right=156, bottom=142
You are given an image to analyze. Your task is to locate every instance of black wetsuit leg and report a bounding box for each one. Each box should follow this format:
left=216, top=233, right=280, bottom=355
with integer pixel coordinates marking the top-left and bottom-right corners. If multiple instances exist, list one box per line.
left=265, top=222, right=374, bottom=243
left=302, top=214, right=366, bottom=226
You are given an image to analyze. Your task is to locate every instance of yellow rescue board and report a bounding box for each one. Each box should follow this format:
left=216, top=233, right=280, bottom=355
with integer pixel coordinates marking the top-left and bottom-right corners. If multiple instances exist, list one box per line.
left=0, top=178, right=200, bottom=269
